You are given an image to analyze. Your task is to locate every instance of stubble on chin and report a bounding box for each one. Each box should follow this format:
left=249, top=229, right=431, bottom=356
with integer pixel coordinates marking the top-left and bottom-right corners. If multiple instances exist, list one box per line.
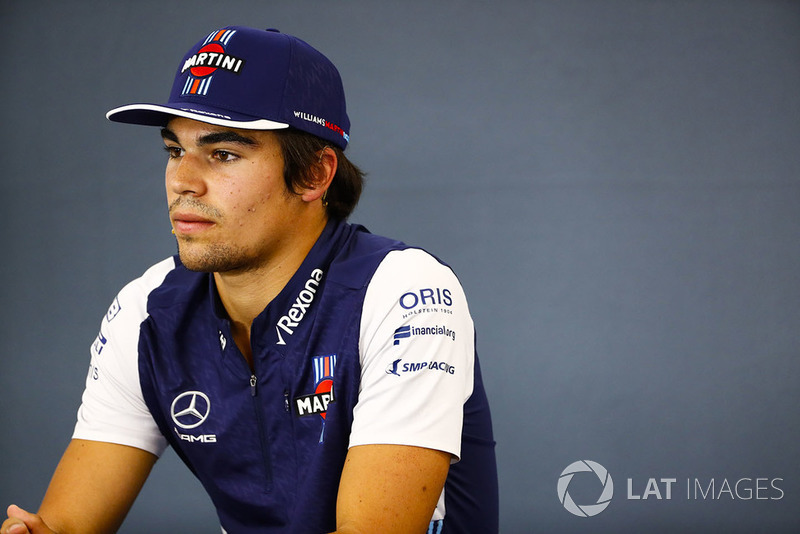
left=177, top=240, right=255, bottom=273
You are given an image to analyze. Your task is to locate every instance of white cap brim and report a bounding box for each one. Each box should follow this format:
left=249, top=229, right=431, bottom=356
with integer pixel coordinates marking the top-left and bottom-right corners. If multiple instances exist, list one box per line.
left=106, top=103, right=290, bottom=130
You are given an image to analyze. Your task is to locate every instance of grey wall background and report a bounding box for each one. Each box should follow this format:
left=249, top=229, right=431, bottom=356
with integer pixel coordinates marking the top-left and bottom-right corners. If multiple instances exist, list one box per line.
left=2, top=1, right=798, bottom=532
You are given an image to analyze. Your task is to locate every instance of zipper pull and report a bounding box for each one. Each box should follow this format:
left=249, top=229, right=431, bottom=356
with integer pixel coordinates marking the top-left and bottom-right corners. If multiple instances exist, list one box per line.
left=250, top=374, right=258, bottom=396
left=284, top=389, right=290, bottom=412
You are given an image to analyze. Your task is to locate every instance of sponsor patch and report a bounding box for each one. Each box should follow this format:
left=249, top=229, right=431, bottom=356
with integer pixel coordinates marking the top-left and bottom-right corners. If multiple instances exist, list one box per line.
left=392, top=324, right=456, bottom=346
left=385, top=358, right=456, bottom=376
left=294, top=354, right=337, bottom=443
left=276, top=268, right=324, bottom=345
left=180, top=29, right=244, bottom=97
left=293, top=111, right=349, bottom=143
left=399, top=288, right=454, bottom=319
left=106, top=297, right=122, bottom=322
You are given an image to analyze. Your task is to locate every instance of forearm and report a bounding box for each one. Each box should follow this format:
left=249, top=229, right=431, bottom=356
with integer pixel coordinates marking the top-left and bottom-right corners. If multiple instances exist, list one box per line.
left=4, top=439, right=157, bottom=534
left=334, top=444, right=450, bottom=534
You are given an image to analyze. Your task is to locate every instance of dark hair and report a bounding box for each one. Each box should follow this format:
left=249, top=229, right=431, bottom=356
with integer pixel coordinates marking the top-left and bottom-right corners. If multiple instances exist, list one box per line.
left=275, top=128, right=364, bottom=220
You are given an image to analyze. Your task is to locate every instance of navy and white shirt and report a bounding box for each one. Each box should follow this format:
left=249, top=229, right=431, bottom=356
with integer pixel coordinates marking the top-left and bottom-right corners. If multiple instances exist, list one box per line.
left=74, top=219, right=498, bottom=533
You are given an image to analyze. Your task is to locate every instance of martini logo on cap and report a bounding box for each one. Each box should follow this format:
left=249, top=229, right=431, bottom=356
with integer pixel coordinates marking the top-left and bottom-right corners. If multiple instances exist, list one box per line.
left=180, top=29, right=245, bottom=96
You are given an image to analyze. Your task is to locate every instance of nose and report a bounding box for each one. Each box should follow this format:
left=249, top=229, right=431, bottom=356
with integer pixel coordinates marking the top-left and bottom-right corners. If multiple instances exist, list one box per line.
left=167, top=152, right=208, bottom=197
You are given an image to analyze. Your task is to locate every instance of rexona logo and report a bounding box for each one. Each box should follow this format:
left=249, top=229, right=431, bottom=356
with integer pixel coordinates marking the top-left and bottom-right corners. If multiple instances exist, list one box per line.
left=558, top=460, right=614, bottom=517
left=276, top=268, right=324, bottom=345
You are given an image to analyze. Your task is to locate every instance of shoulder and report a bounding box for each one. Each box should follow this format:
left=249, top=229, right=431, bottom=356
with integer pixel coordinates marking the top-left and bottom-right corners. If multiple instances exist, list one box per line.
left=326, top=225, right=408, bottom=288
left=118, top=257, right=177, bottom=299
left=121, top=255, right=211, bottom=318
left=329, top=225, right=458, bottom=290
left=374, top=248, right=455, bottom=280
left=107, top=257, right=178, bottom=322
left=93, top=257, right=179, bottom=355
left=368, top=248, right=466, bottom=310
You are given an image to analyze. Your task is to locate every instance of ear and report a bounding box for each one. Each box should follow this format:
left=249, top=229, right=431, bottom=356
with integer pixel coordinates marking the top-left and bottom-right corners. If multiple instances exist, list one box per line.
left=301, top=146, right=338, bottom=204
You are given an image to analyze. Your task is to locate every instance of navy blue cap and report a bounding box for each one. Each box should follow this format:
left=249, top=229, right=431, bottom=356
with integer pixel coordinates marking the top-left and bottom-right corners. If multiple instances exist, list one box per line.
left=107, top=27, right=350, bottom=149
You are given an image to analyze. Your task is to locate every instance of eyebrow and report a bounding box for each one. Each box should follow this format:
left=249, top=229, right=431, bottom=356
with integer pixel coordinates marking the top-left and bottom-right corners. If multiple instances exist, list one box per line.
left=160, top=127, right=259, bottom=147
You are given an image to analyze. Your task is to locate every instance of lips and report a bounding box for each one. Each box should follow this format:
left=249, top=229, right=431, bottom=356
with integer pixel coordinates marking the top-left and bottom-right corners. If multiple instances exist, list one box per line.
left=171, top=212, right=216, bottom=234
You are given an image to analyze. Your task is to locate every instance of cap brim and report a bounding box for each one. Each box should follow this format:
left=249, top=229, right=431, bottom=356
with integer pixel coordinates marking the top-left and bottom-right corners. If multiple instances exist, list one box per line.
left=106, top=103, right=290, bottom=130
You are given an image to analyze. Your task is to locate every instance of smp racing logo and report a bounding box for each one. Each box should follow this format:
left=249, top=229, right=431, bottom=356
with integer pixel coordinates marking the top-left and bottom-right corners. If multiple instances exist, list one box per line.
left=171, top=391, right=216, bottom=444
left=180, top=28, right=245, bottom=96
left=295, top=354, right=337, bottom=442
left=385, top=358, right=456, bottom=377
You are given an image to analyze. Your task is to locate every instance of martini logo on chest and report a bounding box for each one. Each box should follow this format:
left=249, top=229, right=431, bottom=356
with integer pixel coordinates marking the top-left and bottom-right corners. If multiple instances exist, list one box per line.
left=295, top=354, right=336, bottom=419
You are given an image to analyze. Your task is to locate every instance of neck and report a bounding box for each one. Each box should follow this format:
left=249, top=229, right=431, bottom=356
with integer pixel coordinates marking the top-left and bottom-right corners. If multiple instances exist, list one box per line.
left=215, top=216, right=328, bottom=364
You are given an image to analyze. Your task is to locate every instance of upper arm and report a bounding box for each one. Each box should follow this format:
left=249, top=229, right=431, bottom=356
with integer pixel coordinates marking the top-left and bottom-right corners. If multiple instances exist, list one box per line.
left=73, top=261, right=175, bottom=456
left=38, top=439, right=157, bottom=534
left=351, top=249, right=475, bottom=458
left=335, top=444, right=451, bottom=534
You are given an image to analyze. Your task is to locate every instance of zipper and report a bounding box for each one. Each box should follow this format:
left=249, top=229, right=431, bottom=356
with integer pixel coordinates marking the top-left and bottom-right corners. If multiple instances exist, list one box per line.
left=248, top=373, right=273, bottom=492
left=223, top=319, right=273, bottom=492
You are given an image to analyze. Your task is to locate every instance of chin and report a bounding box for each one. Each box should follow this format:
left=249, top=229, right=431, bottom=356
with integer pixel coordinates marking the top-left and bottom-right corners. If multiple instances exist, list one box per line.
left=178, top=243, right=254, bottom=273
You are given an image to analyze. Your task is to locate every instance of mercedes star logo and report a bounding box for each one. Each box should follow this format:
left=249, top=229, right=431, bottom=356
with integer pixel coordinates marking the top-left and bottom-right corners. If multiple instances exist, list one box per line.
left=170, top=391, right=211, bottom=429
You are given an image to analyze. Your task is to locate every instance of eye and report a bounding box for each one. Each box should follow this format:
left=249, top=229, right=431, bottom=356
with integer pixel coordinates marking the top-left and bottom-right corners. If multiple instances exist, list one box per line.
left=213, top=150, right=239, bottom=163
left=163, top=145, right=184, bottom=159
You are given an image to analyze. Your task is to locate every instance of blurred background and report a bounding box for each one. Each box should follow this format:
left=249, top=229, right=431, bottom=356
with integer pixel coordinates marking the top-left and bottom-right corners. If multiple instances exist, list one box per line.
left=2, top=1, right=798, bottom=532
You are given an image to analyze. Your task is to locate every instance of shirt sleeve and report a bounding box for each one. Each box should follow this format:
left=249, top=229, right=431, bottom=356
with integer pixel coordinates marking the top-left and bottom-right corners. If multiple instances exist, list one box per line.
left=349, top=248, right=475, bottom=460
left=72, top=258, right=175, bottom=457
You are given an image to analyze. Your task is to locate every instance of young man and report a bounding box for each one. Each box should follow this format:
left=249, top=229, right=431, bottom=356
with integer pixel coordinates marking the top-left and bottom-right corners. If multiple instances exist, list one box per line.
left=2, top=27, right=498, bottom=534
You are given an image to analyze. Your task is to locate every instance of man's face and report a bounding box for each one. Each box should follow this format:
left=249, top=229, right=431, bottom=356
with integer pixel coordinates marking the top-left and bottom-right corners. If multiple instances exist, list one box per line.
left=163, top=117, right=304, bottom=273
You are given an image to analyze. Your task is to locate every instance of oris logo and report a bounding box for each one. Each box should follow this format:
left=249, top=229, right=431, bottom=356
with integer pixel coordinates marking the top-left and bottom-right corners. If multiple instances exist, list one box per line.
left=557, top=460, right=614, bottom=517
left=170, top=391, right=211, bottom=429
left=399, top=288, right=452, bottom=310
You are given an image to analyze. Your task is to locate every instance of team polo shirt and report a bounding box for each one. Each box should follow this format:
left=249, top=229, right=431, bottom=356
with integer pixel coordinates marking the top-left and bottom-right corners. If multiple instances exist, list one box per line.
left=73, top=219, right=498, bottom=533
